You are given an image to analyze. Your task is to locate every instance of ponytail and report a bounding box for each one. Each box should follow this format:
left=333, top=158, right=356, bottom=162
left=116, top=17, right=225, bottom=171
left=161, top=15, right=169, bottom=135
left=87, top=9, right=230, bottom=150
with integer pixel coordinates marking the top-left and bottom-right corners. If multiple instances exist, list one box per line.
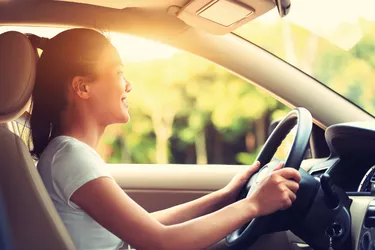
left=29, top=99, right=53, bottom=159
left=29, top=56, right=66, bottom=159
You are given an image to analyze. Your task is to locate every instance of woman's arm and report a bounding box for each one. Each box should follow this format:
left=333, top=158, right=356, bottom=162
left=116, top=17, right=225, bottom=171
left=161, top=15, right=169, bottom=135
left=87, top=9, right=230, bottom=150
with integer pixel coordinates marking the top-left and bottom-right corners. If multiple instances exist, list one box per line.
left=151, top=189, right=229, bottom=225
left=71, top=165, right=300, bottom=250
left=152, top=162, right=261, bottom=225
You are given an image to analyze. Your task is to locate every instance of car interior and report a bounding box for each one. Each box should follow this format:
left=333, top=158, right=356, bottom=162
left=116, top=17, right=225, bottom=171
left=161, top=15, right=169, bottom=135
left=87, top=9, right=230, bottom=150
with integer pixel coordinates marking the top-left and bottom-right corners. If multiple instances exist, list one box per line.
left=1, top=0, right=375, bottom=250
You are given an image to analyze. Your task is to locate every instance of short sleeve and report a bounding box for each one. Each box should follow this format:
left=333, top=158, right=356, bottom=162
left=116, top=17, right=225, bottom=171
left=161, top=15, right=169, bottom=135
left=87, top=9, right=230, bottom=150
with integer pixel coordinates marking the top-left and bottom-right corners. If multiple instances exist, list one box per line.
left=51, top=139, right=113, bottom=210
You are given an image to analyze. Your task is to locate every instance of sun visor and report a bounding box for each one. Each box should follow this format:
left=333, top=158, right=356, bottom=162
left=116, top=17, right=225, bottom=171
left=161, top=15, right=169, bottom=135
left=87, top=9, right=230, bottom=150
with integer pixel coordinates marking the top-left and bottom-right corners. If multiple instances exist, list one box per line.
left=175, top=0, right=276, bottom=35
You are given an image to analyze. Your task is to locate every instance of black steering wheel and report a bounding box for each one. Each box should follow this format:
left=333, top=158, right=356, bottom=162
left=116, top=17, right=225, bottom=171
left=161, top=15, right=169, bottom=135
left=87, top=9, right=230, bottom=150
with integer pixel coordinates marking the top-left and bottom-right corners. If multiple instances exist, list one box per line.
left=226, top=107, right=313, bottom=249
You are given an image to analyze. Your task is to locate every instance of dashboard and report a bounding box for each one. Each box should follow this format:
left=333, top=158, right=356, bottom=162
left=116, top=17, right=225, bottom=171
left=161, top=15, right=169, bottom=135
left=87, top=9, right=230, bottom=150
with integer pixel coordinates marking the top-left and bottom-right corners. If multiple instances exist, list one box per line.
left=358, top=166, right=375, bottom=192
left=307, top=122, right=375, bottom=193
left=293, top=122, right=375, bottom=250
left=267, top=121, right=375, bottom=250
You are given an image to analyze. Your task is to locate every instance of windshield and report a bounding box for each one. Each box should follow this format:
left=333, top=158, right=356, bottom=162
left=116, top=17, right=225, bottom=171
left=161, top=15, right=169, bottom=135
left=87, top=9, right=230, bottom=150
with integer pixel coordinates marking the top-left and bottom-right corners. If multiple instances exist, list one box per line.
left=235, top=0, right=375, bottom=116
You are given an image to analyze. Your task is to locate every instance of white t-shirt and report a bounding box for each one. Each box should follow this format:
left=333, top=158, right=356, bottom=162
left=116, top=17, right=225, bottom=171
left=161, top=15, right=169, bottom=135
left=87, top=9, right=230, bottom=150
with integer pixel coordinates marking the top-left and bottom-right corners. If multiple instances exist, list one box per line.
left=37, top=135, right=124, bottom=250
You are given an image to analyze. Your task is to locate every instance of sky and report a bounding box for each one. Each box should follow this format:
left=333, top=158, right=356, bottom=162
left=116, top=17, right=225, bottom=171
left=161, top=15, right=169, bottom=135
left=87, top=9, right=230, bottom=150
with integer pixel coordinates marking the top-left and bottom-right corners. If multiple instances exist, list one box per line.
left=251, top=0, right=375, bottom=50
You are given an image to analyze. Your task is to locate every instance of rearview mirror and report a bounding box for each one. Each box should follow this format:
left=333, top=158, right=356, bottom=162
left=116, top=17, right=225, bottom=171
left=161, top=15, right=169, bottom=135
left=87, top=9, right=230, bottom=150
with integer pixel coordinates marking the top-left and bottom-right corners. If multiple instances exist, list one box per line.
left=274, top=0, right=291, bottom=17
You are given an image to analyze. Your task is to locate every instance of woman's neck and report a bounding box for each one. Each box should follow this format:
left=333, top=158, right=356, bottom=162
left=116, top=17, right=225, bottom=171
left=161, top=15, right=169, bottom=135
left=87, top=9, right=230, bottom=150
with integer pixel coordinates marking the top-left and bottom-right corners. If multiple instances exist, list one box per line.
left=58, top=108, right=106, bottom=150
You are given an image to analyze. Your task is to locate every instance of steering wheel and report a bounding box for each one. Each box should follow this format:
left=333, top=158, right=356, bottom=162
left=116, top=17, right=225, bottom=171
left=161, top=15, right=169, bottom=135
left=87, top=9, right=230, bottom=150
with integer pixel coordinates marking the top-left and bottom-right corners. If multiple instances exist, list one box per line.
left=226, top=107, right=313, bottom=249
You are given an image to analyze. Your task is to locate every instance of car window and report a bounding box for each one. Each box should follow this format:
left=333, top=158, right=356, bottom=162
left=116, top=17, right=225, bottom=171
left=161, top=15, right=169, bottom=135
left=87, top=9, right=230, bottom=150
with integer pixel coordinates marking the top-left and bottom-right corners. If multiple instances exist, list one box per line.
left=0, top=26, right=291, bottom=165
left=235, top=0, right=375, bottom=116
left=97, top=38, right=291, bottom=165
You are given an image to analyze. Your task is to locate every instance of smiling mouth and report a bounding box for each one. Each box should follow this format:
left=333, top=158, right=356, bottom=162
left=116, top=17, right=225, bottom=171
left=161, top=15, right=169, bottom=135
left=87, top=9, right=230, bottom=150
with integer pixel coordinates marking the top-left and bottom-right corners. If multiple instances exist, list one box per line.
left=121, top=97, right=128, bottom=108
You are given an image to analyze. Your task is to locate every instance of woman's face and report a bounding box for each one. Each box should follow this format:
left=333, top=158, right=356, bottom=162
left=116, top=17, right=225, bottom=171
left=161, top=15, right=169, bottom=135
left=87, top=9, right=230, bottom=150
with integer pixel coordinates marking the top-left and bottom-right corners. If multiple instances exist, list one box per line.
left=87, top=45, right=132, bottom=126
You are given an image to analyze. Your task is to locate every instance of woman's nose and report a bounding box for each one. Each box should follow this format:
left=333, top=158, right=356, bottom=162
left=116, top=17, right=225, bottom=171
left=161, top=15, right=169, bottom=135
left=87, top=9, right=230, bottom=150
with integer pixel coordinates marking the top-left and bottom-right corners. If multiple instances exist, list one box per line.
left=125, top=81, right=132, bottom=93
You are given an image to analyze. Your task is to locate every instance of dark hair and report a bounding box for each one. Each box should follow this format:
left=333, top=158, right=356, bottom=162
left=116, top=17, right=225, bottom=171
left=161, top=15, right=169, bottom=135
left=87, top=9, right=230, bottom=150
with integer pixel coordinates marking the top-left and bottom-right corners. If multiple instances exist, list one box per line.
left=29, top=28, right=110, bottom=159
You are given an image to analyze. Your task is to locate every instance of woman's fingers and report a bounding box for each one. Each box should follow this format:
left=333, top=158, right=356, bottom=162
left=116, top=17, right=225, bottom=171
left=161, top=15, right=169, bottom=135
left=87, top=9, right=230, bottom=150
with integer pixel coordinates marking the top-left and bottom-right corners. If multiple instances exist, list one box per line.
left=273, top=162, right=284, bottom=171
left=277, top=168, right=301, bottom=183
left=280, top=189, right=296, bottom=210
left=287, top=188, right=297, bottom=202
left=284, top=179, right=300, bottom=193
left=238, top=161, right=261, bottom=181
left=246, top=161, right=260, bottom=175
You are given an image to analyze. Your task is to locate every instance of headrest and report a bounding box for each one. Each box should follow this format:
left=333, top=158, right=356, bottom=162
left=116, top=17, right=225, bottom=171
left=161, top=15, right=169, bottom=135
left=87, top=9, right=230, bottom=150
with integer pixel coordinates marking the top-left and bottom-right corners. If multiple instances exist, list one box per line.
left=0, top=31, right=36, bottom=123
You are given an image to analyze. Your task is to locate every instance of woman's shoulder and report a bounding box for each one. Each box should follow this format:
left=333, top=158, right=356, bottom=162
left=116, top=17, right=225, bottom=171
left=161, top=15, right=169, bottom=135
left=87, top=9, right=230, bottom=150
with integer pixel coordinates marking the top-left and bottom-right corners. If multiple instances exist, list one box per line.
left=38, top=136, right=112, bottom=210
left=39, top=135, right=109, bottom=179
left=38, top=136, right=104, bottom=172
left=48, top=136, right=99, bottom=158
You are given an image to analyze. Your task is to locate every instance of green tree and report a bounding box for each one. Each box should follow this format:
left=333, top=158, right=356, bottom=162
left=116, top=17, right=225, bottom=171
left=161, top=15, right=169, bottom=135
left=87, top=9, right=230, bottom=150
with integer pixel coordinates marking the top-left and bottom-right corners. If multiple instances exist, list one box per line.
left=123, top=56, right=198, bottom=164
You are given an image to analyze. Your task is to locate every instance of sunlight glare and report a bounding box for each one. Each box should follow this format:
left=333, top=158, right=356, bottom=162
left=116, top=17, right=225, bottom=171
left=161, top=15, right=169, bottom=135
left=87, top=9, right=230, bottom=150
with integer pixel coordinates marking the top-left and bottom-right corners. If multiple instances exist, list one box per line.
left=251, top=0, right=375, bottom=50
left=0, top=26, right=177, bottom=62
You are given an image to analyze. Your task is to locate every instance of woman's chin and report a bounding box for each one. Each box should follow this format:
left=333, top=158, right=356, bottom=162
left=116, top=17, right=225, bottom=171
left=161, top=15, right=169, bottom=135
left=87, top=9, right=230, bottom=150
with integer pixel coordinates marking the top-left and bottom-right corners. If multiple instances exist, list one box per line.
left=120, top=112, right=130, bottom=123
left=108, top=113, right=130, bottom=125
left=123, top=116, right=130, bottom=123
left=106, top=109, right=130, bottom=125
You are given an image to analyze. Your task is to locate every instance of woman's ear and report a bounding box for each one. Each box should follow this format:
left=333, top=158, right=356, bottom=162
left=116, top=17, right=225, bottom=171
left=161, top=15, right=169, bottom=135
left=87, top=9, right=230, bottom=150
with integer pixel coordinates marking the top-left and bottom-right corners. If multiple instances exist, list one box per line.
left=72, top=76, right=90, bottom=99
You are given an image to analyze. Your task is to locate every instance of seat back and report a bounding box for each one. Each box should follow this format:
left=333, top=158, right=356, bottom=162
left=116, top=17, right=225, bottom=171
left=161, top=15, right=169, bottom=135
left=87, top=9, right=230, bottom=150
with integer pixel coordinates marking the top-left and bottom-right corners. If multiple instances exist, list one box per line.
left=0, top=31, right=75, bottom=250
left=0, top=190, right=12, bottom=250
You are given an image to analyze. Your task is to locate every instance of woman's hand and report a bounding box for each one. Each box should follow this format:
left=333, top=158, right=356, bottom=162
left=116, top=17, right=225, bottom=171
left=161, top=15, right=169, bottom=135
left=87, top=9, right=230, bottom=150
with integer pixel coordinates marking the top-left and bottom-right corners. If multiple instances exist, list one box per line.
left=221, top=161, right=261, bottom=204
left=247, top=163, right=301, bottom=217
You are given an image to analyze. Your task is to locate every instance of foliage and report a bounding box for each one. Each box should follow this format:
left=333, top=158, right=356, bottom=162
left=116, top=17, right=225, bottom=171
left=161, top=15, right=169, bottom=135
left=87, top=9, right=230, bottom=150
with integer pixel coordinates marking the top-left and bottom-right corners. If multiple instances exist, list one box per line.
left=98, top=18, right=375, bottom=165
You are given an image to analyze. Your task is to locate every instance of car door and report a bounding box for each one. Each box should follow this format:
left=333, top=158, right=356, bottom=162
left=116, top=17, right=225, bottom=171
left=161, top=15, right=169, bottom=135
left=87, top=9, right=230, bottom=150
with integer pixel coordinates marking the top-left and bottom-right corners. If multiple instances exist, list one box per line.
left=109, top=162, right=319, bottom=250
left=111, top=164, right=237, bottom=250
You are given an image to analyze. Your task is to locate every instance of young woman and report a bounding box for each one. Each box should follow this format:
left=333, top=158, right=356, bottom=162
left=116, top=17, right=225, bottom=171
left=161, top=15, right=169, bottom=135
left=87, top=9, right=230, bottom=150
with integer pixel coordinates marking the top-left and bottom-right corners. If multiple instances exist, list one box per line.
left=30, top=28, right=301, bottom=250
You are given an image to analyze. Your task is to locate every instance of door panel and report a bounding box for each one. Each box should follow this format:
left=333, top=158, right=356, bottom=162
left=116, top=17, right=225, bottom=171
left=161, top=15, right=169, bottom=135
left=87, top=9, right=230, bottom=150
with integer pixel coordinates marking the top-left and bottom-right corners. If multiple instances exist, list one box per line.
left=109, top=164, right=304, bottom=250
left=110, top=164, right=239, bottom=191
left=109, top=160, right=319, bottom=212
left=110, top=164, right=238, bottom=250
left=109, top=164, right=240, bottom=212
left=108, top=161, right=324, bottom=250
left=125, top=190, right=210, bottom=213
